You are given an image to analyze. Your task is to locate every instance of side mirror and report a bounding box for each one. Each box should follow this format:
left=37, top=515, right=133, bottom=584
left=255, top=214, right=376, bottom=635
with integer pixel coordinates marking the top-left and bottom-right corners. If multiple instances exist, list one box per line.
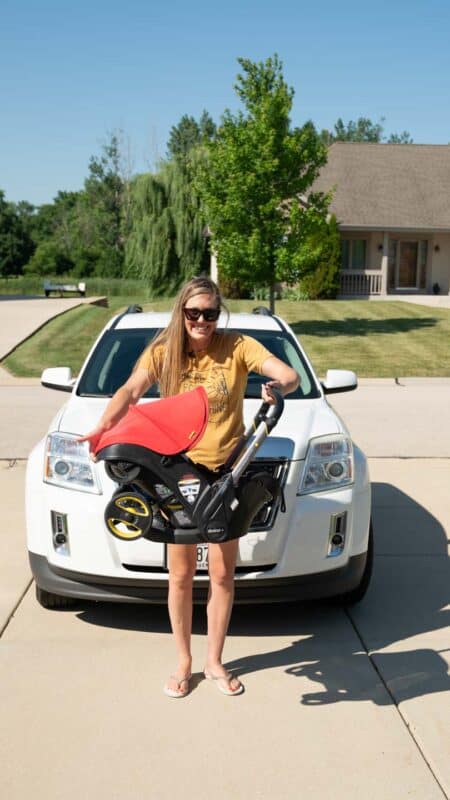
left=321, top=369, right=358, bottom=395
left=41, top=367, right=75, bottom=393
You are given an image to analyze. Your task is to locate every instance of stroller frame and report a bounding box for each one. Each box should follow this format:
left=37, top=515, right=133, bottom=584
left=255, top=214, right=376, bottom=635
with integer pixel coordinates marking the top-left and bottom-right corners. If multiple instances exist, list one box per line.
left=98, top=390, right=284, bottom=545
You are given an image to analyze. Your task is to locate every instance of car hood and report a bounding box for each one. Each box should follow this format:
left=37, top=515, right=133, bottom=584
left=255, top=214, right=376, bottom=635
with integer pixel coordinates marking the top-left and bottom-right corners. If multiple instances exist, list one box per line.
left=244, top=398, right=347, bottom=460
left=54, top=395, right=346, bottom=461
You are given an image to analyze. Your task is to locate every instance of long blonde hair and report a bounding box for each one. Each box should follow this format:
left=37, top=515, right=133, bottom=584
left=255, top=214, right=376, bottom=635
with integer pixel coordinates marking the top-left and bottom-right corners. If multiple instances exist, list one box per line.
left=146, top=276, right=226, bottom=397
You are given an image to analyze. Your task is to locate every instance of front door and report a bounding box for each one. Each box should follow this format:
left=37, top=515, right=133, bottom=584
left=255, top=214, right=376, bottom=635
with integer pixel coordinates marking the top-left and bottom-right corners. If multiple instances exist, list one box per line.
left=398, top=241, right=418, bottom=288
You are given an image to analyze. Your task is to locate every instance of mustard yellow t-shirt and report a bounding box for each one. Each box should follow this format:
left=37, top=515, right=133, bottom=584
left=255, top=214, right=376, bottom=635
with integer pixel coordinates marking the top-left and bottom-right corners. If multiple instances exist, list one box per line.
left=137, top=332, right=272, bottom=470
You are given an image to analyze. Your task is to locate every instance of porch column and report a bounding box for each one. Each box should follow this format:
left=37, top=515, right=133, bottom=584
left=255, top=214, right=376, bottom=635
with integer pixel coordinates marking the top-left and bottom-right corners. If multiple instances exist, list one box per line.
left=380, top=232, right=389, bottom=295
left=210, top=250, right=218, bottom=283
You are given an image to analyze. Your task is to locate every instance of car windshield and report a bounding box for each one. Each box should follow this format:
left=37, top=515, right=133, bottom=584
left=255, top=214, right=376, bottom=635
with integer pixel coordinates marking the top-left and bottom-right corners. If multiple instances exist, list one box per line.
left=76, top=327, right=320, bottom=400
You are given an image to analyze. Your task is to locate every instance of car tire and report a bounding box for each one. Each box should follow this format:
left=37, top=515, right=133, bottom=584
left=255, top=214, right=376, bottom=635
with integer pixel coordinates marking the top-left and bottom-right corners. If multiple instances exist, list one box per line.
left=332, top=519, right=374, bottom=606
left=35, top=585, right=78, bottom=609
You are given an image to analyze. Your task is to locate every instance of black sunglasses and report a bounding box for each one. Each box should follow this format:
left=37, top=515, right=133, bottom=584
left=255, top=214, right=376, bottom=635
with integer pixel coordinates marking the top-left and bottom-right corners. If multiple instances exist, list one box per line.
left=183, top=306, right=221, bottom=322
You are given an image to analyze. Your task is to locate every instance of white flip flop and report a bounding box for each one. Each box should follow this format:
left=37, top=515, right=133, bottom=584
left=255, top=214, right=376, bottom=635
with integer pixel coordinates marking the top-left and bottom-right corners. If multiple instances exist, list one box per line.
left=163, top=674, right=191, bottom=698
left=204, top=671, right=244, bottom=696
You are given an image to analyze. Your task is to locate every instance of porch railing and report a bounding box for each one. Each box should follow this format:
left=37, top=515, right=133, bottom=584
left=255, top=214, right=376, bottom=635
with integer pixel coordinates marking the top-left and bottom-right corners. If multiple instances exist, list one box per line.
left=340, top=270, right=382, bottom=296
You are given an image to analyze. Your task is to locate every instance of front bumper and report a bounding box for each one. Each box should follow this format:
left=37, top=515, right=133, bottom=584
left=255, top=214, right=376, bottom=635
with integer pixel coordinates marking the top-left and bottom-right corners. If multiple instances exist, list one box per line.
left=29, top=550, right=368, bottom=605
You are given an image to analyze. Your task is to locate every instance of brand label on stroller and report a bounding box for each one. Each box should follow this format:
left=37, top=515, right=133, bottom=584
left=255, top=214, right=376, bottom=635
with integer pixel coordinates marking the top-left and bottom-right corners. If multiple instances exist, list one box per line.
left=178, top=474, right=201, bottom=505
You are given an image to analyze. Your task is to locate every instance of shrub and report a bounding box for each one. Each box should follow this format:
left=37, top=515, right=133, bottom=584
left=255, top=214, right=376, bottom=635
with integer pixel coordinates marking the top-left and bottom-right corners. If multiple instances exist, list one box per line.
left=25, top=241, right=74, bottom=276
left=297, top=215, right=341, bottom=300
left=218, top=275, right=251, bottom=299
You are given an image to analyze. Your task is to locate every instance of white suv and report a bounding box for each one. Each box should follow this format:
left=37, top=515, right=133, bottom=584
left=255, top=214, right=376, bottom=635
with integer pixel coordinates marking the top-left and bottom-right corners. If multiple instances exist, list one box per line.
left=26, top=306, right=372, bottom=608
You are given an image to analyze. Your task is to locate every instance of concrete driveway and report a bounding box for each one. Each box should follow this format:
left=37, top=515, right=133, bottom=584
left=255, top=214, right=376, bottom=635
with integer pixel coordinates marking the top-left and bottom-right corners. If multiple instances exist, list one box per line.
left=0, top=304, right=449, bottom=799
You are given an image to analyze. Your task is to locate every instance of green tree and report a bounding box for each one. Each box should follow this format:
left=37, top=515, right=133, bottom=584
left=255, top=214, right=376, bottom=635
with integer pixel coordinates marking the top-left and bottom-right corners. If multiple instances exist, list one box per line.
left=167, top=115, right=201, bottom=161
left=323, top=117, right=384, bottom=144
left=166, top=111, right=216, bottom=163
left=125, top=152, right=210, bottom=295
left=196, top=55, right=328, bottom=310
left=24, top=191, right=81, bottom=276
left=387, top=131, right=414, bottom=144
left=31, top=200, right=63, bottom=245
left=78, top=132, right=127, bottom=277
left=321, top=116, right=413, bottom=145
left=0, top=190, right=35, bottom=276
left=21, top=134, right=130, bottom=280
left=14, top=200, right=36, bottom=242
left=297, top=214, right=341, bottom=299
left=125, top=171, right=179, bottom=294
left=164, top=150, right=210, bottom=278
left=25, top=239, right=74, bottom=276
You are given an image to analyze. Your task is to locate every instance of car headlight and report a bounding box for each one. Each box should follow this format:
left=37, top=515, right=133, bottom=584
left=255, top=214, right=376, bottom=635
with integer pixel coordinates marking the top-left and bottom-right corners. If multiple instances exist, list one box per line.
left=44, top=433, right=102, bottom=494
left=299, top=434, right=353, bottom=495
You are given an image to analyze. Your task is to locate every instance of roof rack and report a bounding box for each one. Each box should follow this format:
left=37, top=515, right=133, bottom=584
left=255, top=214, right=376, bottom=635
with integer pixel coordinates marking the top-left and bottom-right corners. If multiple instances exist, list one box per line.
left=252, top=306, right=273, bottom=316
left=110, top=304, right=143, bottom=330
left=251, top=304, right=285, bottom=332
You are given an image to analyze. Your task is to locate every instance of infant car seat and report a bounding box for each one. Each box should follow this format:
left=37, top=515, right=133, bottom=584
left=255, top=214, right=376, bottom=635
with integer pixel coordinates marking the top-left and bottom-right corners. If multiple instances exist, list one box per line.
left=95, top=386, right=284, bottom=544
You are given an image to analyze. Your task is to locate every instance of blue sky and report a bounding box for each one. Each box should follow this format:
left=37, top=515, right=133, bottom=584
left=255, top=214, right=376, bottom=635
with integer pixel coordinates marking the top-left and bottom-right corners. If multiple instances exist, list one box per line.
left=2, top=0, right=450, bottom=206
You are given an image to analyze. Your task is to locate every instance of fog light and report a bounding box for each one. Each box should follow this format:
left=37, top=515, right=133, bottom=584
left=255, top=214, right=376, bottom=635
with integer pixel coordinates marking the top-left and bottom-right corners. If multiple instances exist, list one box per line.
left=51, top=511, right=70, bottom=555
left=328, top=511, right=347, bottom=557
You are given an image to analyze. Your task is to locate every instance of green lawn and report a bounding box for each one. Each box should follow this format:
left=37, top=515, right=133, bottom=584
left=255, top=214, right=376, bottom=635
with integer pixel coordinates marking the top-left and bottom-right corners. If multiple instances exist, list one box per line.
left=3, top=298, right=450, bottom=378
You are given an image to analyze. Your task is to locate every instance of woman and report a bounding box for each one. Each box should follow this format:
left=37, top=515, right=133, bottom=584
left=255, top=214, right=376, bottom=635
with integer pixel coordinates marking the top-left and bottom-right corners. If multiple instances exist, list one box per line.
left=81, top=277, right=299, bottom=698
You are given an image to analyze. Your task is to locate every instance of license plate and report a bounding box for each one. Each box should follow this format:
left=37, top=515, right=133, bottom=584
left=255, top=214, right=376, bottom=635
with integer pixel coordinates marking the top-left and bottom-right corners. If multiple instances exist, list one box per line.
left=164, top=543, right=209, bottom=571
left=196, top=544, right=209, bottom=572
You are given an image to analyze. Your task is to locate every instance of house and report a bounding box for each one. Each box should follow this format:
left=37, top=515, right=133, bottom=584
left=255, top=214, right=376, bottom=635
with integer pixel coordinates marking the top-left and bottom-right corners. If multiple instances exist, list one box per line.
left=312, top=143, right=450, bottom=297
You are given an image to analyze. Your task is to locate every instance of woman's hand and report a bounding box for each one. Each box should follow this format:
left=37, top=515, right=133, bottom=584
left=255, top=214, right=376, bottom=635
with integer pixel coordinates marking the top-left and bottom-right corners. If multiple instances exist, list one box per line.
left=77, top=424, right=110, bottom=460
left=76, top=369, right=153, bottom=459
left=261, top=356, right=300, bottom=401
left=262, top=380, right=283, bottom=405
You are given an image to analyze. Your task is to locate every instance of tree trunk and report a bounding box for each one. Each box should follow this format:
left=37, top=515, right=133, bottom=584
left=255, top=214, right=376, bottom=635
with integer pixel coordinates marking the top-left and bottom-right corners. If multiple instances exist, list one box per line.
left=269, top=283, right=275, bottom=313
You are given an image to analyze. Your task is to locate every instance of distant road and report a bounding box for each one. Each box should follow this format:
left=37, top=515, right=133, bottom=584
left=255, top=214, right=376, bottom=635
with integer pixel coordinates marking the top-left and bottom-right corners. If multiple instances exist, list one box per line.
left=0, top=294, right=44, bottom=300
left=0, top=296, right=106, bottom=361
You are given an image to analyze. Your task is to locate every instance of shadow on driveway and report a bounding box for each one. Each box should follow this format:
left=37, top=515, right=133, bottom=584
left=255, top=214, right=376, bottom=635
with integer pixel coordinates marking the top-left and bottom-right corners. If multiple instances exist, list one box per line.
left=75, top=482, right=450, bottom=707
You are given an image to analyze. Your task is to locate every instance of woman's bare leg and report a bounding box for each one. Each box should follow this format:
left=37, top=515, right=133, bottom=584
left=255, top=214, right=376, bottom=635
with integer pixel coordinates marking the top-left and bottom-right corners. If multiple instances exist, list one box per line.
left=166, top=543, right=197, bottom=693
left=205, top=539, right=242, bottom=692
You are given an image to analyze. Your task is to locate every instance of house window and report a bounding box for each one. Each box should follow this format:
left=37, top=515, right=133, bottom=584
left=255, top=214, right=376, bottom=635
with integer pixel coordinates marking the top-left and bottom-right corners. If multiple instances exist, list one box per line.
left=341, top=239, right=367, bottom=270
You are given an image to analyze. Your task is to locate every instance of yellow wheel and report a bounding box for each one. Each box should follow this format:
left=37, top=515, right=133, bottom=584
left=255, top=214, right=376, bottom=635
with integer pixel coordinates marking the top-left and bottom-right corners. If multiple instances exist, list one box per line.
left=105, top=492, right=152, bottom=541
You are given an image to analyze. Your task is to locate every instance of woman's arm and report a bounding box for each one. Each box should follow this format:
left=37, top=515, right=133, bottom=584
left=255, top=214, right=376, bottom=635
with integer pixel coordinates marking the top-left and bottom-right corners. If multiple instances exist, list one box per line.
left=78, top=367, right=154, bottom=451
left=260, top=356, right=300, bottom=404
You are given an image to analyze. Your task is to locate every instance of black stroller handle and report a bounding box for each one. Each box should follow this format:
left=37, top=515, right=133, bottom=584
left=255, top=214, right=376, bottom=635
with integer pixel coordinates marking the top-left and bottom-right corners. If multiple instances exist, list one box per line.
left=254, top=387, right=285, bottom=431
left=221, top=387, right=285, bottom=476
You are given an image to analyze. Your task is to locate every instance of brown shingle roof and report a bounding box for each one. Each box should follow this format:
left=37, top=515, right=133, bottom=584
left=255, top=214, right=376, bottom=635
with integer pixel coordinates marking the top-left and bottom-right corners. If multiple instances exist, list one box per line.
left=312, top=143, right=450, bottom=231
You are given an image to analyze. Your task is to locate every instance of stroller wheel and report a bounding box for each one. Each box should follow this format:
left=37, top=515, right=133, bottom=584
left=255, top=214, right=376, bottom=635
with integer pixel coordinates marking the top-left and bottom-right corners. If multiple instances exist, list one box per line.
left=105, top=460, right=141, bottom=483
left=105, top=491, right=153, bottom=540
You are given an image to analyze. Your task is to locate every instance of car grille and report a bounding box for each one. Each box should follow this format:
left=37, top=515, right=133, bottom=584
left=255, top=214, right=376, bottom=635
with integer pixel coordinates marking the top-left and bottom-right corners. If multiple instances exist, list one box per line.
left=244, top=458, right=289, bottom=531
left=122, top=562, right=277, bottom=574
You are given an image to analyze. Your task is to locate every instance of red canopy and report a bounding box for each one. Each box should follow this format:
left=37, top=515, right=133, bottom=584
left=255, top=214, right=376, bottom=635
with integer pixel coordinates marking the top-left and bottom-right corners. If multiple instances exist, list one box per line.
left=94, top=386, right=208, bottom=456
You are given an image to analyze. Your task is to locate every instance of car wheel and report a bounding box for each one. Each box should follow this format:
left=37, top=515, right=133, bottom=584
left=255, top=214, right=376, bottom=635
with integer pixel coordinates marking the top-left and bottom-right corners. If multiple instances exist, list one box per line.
left=332, top=519, right=374, bottom=606
left=35, top=585, right=78, bottom=609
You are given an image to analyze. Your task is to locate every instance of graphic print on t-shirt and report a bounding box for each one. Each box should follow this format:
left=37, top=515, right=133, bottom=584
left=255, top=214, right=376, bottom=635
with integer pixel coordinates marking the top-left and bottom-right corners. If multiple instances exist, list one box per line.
left=180, top=367, right=229, bottom=421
